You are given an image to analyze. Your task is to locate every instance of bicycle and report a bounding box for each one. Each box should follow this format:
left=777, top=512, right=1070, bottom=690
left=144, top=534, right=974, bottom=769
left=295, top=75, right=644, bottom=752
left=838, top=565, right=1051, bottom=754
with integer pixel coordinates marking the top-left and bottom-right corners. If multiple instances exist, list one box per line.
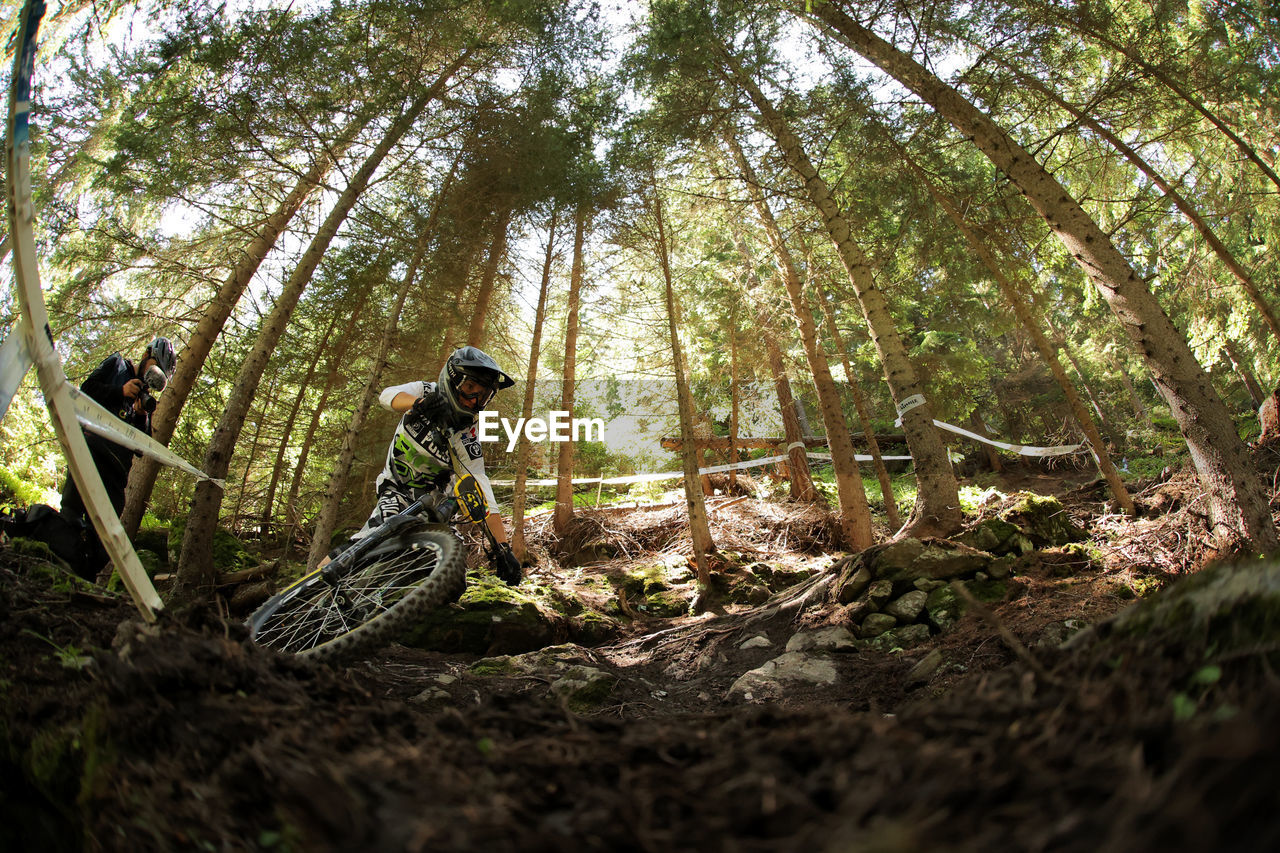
left=247, top=473, right=495, bottom=663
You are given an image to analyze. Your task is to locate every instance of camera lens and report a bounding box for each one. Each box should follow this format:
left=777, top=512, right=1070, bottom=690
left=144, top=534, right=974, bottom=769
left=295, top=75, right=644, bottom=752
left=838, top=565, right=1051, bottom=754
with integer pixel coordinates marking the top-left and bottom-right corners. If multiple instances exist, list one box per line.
left=141, top=394, right=157, bottom=414
left=144, top=364, right=167, bottom=392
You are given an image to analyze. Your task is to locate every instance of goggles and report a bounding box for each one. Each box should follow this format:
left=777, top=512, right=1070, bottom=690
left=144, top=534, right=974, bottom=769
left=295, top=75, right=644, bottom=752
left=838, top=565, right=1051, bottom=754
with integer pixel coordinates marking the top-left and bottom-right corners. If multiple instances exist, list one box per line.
left=456, top=377, right=495, bottom=409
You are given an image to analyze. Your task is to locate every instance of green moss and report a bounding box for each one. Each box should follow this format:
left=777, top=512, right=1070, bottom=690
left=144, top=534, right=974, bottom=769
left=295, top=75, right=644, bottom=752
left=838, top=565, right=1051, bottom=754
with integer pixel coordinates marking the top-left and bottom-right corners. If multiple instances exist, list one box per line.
left=469, top=655, right=521, bottom=676
left=643, top=589, right=691, bottom=618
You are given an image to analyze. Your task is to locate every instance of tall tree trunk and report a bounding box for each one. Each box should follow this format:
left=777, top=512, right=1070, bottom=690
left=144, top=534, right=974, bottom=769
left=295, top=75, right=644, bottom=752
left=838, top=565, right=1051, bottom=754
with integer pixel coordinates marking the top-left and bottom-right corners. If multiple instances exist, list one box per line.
left=261, top=286, right=367, bottom=537
left=175, top=70, right=462, bottom=600
left=511, top=209, right=558, bottom=562
left=899, top=145, right=1133, bottom=512
left=229, top=374, right=279, bottom=534
left=655, top=186, right=714, bottom=594
left=1018, top=70, right=1280, bottom=341
left=1222, top=342, right=1265, bottom=408
left=720, top=52, right=960, bottom=536
left=553, top=208, right=587, bottom=535
left=728, top=308, right=740, bottom=491
left=304, top=226, right=438, bottom=571
left=815, top=288, right=901, bottom=529
left=810, top=2, right=1278, bottom=551
left=466, top=205, right=514, bottom=346
left=726, top=222, right=816, bottom=500
left=1108, top=353, right=1155, bottom=429
left=260, top=313, right=342, bottom=535
left=1042, top=315, right=1114, bottom=437
left=121, top=114, right=368, bottom=537
left=725, top=131, right=873, bottom=549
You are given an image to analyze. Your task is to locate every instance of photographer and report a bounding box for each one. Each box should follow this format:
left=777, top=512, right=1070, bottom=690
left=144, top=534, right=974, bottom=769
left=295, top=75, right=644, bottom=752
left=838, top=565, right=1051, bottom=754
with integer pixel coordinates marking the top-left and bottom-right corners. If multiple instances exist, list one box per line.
left=60, top=337, right=176, bottom=579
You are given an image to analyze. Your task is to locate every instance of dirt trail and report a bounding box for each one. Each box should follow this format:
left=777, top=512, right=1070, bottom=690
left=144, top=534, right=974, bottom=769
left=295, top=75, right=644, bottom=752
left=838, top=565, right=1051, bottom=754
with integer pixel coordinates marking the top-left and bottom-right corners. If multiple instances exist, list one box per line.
left=3, top=462, right=1279, bottom=851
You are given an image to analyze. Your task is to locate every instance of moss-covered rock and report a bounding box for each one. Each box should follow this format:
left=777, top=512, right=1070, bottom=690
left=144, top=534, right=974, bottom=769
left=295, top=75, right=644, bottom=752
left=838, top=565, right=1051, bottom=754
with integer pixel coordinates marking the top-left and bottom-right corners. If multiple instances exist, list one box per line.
left=643, top=589, right=692, bottom=618
left=132, top=525, right=169, bottom=565
left=861, top=623, right=932, bottom=651
left=859, top=612, right=897, bottom=638
left=402, top=579, right=563, bottom=655
left=1073, top=558, right=1280, bottom=653
left=549, top=665, right=617, bottom=713
left=957, top=518, right=1034, bottom=556
left=876, top=538, right=994, bottom=583
left=134, top=549, right=162, bottom=578
left=1000, top=493, right=1086, bottom=547
left=926, top=585, right=964, bottom=631
left=570, top=610, right=621, bottom=646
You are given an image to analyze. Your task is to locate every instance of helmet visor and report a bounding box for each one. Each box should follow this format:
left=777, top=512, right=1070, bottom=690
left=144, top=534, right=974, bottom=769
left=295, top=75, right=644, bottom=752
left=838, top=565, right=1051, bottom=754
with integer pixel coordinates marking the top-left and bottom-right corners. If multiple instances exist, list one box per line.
left=456, top=376, right=496, bottom=410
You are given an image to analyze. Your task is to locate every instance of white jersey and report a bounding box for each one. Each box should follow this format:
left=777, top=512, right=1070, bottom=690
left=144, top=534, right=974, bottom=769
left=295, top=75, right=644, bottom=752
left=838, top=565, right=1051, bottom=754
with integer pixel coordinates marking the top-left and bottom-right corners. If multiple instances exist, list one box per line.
left=376, top=380, right=498, bottom=511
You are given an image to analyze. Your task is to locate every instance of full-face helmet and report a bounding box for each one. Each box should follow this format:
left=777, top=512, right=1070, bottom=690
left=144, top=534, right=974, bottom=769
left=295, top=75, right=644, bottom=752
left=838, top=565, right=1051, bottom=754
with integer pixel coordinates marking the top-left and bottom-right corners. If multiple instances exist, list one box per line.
left=143, top=337, right=177, bottom=392
left=438, top=346, right=514, bottom=428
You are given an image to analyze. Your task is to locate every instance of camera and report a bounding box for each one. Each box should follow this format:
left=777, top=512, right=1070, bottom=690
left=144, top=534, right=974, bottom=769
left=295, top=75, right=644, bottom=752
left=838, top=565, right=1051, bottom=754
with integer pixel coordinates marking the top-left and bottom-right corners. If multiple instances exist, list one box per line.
left=138, top=387, right=157, bottom=414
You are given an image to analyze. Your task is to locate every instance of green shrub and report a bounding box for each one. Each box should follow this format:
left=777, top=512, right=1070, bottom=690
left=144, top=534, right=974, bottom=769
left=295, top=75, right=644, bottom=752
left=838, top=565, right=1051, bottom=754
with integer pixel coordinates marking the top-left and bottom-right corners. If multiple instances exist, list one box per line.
left=0, top=465, right=47, bottom=511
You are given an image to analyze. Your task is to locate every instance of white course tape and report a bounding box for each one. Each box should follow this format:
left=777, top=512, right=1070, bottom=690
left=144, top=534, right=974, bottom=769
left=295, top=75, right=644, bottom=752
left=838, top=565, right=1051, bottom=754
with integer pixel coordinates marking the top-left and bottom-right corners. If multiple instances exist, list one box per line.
left=490, top=449, right=915, bottom=488
left=67, top=387, right=225, bottom=486
left=0, top=317, right=34, bottom=421
left=893, top=414, right=1084, bottom=457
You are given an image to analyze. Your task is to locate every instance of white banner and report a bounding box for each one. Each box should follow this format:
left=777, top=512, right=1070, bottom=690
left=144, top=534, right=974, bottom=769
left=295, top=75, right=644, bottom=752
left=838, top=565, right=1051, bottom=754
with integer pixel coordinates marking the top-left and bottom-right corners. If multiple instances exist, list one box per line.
left=67, top=386, right=224, bottom=486
left=0, top=317, right=33, bottom=421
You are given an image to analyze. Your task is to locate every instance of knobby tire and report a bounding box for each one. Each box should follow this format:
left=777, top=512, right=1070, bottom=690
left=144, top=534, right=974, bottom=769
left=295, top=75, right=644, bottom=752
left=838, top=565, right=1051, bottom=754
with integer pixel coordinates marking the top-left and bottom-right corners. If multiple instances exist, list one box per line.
left=247, top=524, right=464, bottom=664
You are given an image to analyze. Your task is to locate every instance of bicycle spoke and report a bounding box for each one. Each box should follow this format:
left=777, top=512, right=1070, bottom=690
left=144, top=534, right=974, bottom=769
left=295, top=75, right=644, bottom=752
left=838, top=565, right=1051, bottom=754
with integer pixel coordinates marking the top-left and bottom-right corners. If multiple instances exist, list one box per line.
left=247, top=530, right=458, bottom=661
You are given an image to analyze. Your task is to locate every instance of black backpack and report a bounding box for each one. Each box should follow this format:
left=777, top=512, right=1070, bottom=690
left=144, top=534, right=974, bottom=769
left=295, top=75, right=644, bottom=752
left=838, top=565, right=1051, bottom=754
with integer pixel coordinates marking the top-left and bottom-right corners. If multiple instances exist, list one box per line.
left=1, top=503, right=91, bottom=578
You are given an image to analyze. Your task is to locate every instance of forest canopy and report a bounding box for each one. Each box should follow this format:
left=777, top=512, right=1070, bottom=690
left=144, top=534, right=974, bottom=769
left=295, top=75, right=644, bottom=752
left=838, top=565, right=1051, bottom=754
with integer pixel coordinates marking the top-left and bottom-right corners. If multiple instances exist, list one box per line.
left=1, top=0, right=1276, bottom=590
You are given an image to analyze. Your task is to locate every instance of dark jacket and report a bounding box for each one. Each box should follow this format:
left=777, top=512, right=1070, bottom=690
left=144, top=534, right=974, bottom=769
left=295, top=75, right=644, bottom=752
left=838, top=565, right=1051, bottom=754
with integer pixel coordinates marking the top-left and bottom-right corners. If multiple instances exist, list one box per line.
left=79, top=353, right=151, bottom=474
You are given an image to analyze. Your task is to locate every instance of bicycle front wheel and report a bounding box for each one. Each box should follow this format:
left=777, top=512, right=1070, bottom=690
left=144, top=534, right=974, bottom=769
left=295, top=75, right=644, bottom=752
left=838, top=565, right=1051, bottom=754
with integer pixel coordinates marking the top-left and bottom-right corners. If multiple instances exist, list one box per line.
left=247, top=526, right=464, bottom=664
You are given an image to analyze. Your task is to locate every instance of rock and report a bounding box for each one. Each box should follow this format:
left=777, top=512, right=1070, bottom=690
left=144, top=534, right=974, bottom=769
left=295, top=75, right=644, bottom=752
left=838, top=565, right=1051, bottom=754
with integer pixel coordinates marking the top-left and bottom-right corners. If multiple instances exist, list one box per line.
left=863, top=623, right=931, bottom=651
left=645, top=589, right=692, bottom=618
left=836, top=566, right=872, bottom=603
left=739, top=635, right=772, bottom=650
left=402, top=579, right=564, bottom=655
left=925, top=585, right=963, bottom=631
left=890, top=540, right=994, bottom=583
left=906, top=649, right=943, bottom=683
left=988, top=557, right=1014, bottom=580
left=550, top=665, right=617, bottom=712
left=409, top=687, right=451, bottom=704
left=859, top=612, right=898, bottom=638
left=727, top=652, right=838, bottom=700
left=867, top=580, right=894, bottom=608
left=1000, top=493, right=1087, bottom=547
left=785, top=626, right=857, bottom=653
left=870, top=538, right=925, bottom=576
left=884, top=590, right=928, bottom=622
left=913, top=578, right=946, bottom=593
left=957, top=518, right=1033, bottom=556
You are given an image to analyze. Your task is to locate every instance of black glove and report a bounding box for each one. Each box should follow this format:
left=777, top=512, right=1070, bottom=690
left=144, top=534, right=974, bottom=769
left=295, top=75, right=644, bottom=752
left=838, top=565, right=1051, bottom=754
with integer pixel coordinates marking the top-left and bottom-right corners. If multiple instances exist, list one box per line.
left=409, top=389, right=448, bottom=423
left=491, top=542, right=522, bottom=585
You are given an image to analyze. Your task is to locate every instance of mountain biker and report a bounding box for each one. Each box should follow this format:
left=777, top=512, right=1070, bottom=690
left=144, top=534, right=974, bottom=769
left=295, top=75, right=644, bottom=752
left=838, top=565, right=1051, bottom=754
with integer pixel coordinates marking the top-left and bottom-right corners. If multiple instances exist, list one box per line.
left=60, top=336, right=177, bottom=579
left=326, top=346, right=522, bottom=585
